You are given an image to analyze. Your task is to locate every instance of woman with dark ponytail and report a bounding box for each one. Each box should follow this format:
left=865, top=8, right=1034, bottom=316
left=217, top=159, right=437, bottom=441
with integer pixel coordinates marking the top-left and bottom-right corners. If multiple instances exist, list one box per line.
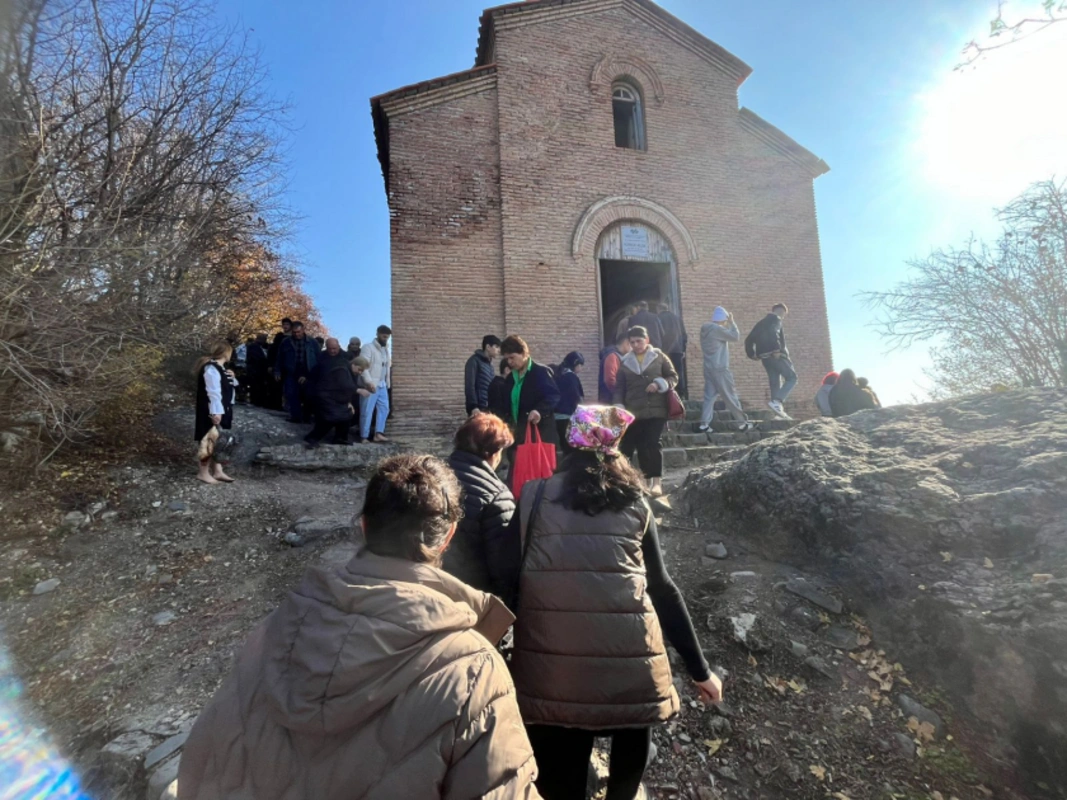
left=512, top=406, right=723, bottom=800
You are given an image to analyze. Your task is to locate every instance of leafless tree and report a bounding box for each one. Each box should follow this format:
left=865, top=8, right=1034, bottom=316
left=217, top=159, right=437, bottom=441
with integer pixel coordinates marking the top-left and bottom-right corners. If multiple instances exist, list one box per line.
left=861, top=179, right=1067, bottom=398
left=959, top=0, right=1067, bottom=68
left=1, top=0, right=300, bottom=461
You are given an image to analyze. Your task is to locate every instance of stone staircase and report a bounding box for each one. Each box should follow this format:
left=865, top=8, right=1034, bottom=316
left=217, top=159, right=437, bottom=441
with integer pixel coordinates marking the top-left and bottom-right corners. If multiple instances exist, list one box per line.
left=661, top=406, right=798, bottom=469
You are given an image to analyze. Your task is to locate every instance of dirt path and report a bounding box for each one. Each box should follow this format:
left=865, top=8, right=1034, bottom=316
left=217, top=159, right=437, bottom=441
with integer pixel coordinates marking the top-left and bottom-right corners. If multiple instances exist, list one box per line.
left=0, top=405, right=1011, bottom=799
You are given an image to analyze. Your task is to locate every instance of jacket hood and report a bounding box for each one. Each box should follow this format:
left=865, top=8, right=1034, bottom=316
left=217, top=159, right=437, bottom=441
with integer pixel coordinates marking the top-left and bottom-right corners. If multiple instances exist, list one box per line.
left=260, top=549, right=513, bottom=736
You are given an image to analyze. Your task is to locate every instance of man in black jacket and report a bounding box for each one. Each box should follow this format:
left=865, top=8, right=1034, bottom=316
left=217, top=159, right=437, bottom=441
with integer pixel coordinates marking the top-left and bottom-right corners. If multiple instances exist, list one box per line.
left=500, top=334, right=560, bottom=445
left=744, top=302, right=797, bottom=419
left=628, top=300, right=665, bottom=349
left=464, top=335, right=502, bottom=415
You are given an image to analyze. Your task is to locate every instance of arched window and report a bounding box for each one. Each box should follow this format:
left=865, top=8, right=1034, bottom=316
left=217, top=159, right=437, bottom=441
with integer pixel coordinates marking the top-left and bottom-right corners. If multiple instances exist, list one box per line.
left=612, top=81, right=645, bottom=151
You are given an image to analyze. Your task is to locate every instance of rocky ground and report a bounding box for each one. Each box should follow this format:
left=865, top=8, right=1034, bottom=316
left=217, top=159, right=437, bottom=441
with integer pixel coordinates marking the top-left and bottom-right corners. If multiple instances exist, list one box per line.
left=0, top=398, right=1054, bottom=799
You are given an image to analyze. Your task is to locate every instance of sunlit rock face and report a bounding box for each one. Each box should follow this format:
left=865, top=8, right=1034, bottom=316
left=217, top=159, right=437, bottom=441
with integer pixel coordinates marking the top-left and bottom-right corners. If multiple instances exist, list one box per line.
left=679, top=389, right=1067, bottom=797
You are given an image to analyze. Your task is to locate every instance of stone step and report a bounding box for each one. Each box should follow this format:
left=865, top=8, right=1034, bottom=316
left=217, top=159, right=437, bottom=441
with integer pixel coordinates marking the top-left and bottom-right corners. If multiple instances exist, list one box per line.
left=683, top=407, right=777, bottom=422
left=661, top=430, right=765, bottom=448
left=662, top=445, right=739, bottom=469
left=668, top=418, right=797, bottom=434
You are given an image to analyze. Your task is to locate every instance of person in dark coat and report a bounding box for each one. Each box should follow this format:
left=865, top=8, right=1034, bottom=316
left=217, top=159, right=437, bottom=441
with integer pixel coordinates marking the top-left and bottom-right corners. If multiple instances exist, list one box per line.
left=829, top=369, right=878, bottom=417
left=193, top=342, right=237, bottom=485
left=657, top=302, right=688, bottom=398
left=343, top=336, right=362, bottom=361
left=553, top=351, right=585, bottom=451
left=628, top=300, right=665, bottom=349
left=444, top=414, right=520, bottom=610
left=245, top=333, right=270, bottom=407
left=501, top=335, right=561, bottom=447
left=744, top=303, right=797, bottom=419
left=857, top=377, right=882, bottom=408
left=464, top=335, right=502, bottom=415
left=274, top=321, right=319, bottom=423
left=304, top=338, right=357, bottom=447
left=488, top=361, right=511, bottom=420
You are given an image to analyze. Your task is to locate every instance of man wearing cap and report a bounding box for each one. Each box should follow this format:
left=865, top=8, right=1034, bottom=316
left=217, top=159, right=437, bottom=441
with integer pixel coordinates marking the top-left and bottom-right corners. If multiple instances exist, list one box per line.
left=343, top=337, right=362, bottom=362
left=698, top=307, right=753, bottom=434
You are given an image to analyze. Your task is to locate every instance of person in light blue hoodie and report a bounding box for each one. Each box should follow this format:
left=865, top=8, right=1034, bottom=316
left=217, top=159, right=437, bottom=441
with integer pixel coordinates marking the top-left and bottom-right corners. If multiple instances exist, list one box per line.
left=698, top=306, right=754, bottom=433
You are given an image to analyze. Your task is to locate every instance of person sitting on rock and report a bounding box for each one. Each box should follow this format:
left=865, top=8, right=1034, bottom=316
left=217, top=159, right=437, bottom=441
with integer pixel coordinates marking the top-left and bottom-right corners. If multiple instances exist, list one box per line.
left=815, top=371, right=839, bottom=416
left=177, top=454, right=541, bottom=800
left=829, top=368, right=878, bottom=417
left=857, top=376, right=882, bottom=408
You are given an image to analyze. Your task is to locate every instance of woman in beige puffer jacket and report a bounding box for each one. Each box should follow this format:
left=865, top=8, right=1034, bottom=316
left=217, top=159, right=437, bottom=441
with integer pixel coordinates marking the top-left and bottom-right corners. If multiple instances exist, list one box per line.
left=178, top=454, right=540, bottom=800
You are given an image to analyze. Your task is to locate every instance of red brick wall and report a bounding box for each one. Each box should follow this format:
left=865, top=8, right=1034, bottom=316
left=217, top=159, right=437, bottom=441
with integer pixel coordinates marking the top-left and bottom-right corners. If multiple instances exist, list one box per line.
left=383, top=2, right=833, bottom=432
left=386, top=82, right=505, bottom=435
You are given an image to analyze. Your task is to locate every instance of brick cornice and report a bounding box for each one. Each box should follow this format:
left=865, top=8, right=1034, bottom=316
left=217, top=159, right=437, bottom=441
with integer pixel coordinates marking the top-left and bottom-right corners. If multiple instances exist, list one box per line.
left=378, top=70, right=498, bottom=118
left=572, top=196, right=699, bottom=265
left=738, top=108, right=829, bottom=178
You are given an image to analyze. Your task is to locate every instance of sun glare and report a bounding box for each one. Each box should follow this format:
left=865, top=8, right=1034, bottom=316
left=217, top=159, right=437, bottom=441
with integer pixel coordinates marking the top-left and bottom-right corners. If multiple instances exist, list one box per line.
left=913, top=19, right=1067, bottom=201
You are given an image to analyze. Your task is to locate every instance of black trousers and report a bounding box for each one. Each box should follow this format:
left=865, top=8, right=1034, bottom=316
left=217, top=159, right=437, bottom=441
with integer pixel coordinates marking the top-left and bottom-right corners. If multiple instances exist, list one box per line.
left=620, top=417, right=667, bottom=479
left=526, top=725, right=651, bottom=800
left=304, top=419, right=350, bottom=444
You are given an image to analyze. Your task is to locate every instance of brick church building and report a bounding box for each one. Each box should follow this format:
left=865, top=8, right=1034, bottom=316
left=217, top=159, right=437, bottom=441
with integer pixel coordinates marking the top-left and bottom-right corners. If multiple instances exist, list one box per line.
left=372, top=0, right=833, bottom=436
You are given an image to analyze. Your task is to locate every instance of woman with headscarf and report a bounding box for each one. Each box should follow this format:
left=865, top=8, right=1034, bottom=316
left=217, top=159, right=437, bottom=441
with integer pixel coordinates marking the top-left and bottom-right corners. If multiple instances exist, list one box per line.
left=193, top=342, right=238, bottom=484
left=179, top=454, right=541, bottom=799
left=512, top=406, right=723, bottom=799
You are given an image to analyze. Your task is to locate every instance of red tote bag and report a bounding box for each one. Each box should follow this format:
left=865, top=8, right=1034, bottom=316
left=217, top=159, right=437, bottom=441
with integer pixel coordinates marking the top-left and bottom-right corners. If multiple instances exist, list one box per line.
left=511, top=421, right=557, bottom=499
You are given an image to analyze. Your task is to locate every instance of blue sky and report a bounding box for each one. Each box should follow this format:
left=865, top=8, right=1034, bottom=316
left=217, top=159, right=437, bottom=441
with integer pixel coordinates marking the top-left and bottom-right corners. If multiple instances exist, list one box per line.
left=214, top=0, right=1067, bottom=405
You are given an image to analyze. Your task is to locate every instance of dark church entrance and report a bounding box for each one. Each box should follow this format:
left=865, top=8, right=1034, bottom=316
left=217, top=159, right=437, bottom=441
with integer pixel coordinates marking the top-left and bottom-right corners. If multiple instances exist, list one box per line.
left=598, top=259, right=673, bottom=345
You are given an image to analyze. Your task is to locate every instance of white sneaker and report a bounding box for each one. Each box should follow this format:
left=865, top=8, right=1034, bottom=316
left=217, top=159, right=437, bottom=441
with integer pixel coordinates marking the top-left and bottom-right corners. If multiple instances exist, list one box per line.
left=697, top=423, right=710, bottom=433
left=739, top=421, right=755, bottom=432
left=768, top=400, right=783, bottom=415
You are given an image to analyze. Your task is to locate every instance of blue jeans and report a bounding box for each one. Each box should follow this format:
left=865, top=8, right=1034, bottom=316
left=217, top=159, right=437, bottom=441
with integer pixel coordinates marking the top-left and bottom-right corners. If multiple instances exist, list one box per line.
left=763, top=356, right=797, bottom=403
left=359, top=386, right=390, bottom=439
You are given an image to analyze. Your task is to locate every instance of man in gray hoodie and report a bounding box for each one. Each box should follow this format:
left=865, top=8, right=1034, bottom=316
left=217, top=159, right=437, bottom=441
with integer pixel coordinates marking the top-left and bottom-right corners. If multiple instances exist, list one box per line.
left=699, top=306, right=753, bottom=433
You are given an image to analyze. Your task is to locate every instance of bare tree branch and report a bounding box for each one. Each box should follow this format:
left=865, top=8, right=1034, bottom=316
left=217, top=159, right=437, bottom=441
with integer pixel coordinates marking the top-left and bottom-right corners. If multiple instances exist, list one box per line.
left=860, top=179, right=1067, bottom=397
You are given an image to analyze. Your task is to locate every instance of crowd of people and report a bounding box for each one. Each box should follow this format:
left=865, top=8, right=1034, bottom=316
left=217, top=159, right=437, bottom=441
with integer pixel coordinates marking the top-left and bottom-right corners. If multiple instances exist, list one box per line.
left=178, top=405, right=721, bottom=800
left=179, top=301, right=892, bottom=798
left=191, top=318, right=395, bottom=482
left=815, top=368, right=883, bottom=417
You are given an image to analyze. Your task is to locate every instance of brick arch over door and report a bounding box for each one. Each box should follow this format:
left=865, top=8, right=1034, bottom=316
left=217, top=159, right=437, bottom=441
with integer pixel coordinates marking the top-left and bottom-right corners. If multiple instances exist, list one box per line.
left=572, top=196, right=699, bottom=267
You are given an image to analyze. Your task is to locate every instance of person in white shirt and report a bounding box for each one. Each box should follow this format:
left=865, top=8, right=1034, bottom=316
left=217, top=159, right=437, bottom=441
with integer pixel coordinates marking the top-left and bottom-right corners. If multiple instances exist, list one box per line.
left=360, top=325, right=393, bottom=443
left=194, top=342, right=238, bottom=484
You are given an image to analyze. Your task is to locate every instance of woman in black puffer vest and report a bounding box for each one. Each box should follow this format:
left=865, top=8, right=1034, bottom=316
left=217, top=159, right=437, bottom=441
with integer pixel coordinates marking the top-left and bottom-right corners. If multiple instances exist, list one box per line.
left=443, top=413, right=520, bottom=610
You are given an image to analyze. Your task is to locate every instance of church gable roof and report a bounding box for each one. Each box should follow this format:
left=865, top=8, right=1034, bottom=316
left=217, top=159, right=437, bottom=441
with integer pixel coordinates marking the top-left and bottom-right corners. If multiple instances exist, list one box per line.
left=475, top=0, right=752, bottom=85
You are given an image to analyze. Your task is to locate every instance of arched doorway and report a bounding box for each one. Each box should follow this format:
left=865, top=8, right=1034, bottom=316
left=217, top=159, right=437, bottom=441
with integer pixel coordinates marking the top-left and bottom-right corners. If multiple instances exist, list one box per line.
left=596, top=221, right=681, bottom=346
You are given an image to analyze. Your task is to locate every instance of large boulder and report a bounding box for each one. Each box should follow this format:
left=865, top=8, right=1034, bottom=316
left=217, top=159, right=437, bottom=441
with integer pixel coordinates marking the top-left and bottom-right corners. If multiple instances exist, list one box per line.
left=679, top=389, right=1067, bottom=798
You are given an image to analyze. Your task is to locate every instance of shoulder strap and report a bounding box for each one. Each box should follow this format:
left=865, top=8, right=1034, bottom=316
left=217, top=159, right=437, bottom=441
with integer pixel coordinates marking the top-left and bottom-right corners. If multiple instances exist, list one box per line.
left=519, top=478, right=549, bottom=565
